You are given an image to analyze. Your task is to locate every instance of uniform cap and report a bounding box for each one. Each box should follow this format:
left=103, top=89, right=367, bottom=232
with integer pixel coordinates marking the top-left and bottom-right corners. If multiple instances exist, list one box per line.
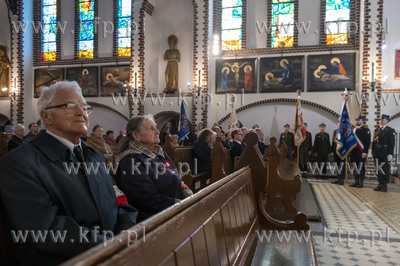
left=356, top=115, right=366, bottom=121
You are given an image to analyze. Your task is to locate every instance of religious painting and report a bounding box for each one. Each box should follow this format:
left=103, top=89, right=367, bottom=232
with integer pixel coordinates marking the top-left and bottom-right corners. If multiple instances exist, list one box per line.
left=0, top=45, right=10, bottom=99
left=259, top=56, right=303, bottom=93
left=100, top=65, right=130, bottom=96
left=397, top=131, right=400, bottom=164
left=395, top=50, right=400, bottom=80
left=66, top=67, right=98, bottom=97
left=34, top=68, right=64, bottom=98
left=308, top=53, right=355, bottom=92
left=215, top=58, right=257, bottom=93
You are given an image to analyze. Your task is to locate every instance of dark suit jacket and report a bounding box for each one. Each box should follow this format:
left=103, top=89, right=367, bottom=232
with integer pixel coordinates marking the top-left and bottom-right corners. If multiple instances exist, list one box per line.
left=231, top=141, right=245, bottom=160
left=299, top=131, right=312, bottom=152
left=258, top=141, right=266, bottom=155
left=0, top=131, right=137, bottom=266
left=314, top=131, right=330, bottom=155
left=192, top=140, right=212, bottom=173
left=279, top=132, right=294, bottom=149
left=372, top=126, right=395, bottom=158
left=7, top=135, right=27, bottom=151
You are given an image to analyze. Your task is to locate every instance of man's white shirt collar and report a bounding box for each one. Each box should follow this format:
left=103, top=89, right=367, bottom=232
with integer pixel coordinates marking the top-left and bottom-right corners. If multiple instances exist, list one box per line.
left=46, top=129, right=82, bottom=154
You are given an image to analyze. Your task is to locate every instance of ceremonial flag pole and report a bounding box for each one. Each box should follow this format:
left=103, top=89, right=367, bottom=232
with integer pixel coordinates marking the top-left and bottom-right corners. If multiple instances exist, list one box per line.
left=335, top=88, right=363, bottom=184
left=228, top=97, right=240, bottom=134
left=294, top=90, right=306, bottom=169
left=178, top=100, right=190, bottom=145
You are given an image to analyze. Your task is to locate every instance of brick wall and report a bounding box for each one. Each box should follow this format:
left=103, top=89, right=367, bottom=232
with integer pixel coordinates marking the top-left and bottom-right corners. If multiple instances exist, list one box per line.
left=16, top=1, right=24, bottom=124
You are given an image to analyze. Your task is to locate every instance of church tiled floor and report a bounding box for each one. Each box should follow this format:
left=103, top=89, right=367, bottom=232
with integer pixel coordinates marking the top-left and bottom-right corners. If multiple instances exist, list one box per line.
left=308, top=178, right=400, bottom=265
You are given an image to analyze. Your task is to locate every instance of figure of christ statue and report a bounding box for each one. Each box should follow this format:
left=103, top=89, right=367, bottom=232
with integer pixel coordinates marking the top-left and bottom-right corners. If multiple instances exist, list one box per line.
left=164, top=35, right=180, bottom=94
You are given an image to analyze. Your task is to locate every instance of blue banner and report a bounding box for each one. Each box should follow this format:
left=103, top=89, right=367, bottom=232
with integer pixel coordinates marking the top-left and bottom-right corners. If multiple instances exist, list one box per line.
left=335, top=101, right=358, bottom=160
left=178, top=101, right=190, bottom=141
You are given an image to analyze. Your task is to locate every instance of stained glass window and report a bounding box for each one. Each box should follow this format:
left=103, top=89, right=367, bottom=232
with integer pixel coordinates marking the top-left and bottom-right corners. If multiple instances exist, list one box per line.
left=78, top=0, right=94, bottom=59
left=325, top=0, right=350, bottom=45
left=271, top=0, right=294, bottom=48
left=221, top=0, right=242, bottom=50
left=117, top=0, right=132, bottom=56
left=42, top=0, right=57, bottom=61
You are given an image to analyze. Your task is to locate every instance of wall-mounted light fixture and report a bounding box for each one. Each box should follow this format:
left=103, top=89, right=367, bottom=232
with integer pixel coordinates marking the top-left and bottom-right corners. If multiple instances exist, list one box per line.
left=365, top=62, right=387, bottom=92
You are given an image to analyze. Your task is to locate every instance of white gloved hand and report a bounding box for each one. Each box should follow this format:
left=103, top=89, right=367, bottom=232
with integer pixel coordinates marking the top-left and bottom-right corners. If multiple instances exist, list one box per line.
left=362, top=153, right=367, bottom=159
left=387, top=155, right=393, bottom=162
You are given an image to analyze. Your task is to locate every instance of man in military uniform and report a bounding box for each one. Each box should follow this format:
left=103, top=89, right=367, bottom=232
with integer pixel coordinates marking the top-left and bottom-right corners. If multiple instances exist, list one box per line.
left=313, top=123, right=330, bottom=177
left=372, top=114, right=395, bottom=192
left=299, top=122, right=312, bottom=172
left=350, top=115, right=371, bottom=188
left=331, top=120, right=345, bottom=185
left=279, top=124, right=295, bottom=160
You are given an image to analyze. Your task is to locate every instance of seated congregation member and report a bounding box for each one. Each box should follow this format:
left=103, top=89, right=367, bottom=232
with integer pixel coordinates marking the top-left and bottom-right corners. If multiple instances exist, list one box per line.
left=104, top=130, right=117, bottom=146
left=114, top=115, right=193, bottom=221
left=24, top=122, right=39, bottom=141
left=87, top=124, right=113, bottom=154
left=159, top=121, right=177, bottom=145
left=230, top=129, right=245, bottom=161
left=116, top=129, right=125, bottom=143
left=194, top=122, right=203, bottom=138
left=192, top=129, right=213, bottom=175
left=171, top=134, right=179, bottom=147
left=256, top=128, right=266, bottom=155
left=8, top=123, right=28, bottom=151
left=0, top=81, right=138, bottom=266
left=223, top=132, right=232, bottom=149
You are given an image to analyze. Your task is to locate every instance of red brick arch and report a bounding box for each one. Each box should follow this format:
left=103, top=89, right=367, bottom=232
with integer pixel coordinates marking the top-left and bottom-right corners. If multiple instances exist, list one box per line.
left=390, top=112, right=400, bottom=121
left=217, top=98, right=340, bottom=124
left=154, top=111, right=179, bottom=120
left=87, top=102, right=129, bottom=121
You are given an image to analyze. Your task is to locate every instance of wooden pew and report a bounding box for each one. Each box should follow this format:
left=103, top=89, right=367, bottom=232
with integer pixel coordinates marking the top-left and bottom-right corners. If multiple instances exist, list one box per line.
left=264, top=137, right=303, bottom=221
left=162, top=137, right=209, bottom=192
left=210, top=137, right=233, bottom=183
left=62, top=132, right=317, bottom=266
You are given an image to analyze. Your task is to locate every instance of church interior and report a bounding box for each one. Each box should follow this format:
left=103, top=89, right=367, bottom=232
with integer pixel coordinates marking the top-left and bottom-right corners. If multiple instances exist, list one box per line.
left=0, top=0, right=400, bottom=265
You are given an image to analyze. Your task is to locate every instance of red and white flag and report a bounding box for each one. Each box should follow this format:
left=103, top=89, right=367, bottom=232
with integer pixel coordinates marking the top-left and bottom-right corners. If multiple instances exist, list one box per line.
left=294, top=98, right=306, bottom=145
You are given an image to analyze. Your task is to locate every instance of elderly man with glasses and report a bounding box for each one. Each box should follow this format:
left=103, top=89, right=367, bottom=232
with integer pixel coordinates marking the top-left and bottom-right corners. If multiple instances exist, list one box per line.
left=0, top=81, right=137, bottom=265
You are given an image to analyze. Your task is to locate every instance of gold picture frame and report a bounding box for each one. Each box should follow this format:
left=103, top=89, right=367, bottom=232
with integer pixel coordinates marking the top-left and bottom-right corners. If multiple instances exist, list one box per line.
left=395, top=50, right=400, bottom=80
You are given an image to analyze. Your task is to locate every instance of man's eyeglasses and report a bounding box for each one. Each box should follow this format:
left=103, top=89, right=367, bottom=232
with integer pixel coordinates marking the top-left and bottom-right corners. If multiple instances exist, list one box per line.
left=45, top=103, right=93, bottom=116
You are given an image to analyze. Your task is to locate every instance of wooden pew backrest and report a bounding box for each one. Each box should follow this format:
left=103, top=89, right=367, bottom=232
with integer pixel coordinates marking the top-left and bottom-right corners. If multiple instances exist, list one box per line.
left=62, top=167, right=258, bottom=266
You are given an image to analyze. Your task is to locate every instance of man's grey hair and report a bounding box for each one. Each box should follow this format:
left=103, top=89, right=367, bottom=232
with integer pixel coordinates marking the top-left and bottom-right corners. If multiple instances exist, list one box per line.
left=37, top=81, right=84, bottom=115
left=15, top=124, right=25, bottom=130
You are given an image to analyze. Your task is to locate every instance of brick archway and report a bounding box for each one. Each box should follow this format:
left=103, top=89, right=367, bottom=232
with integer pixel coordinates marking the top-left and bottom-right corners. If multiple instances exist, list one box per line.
left=217, top=98, right=340, bottom=124
left=87, top=102, right=129, bottom=121
left=391, top=112, right=400, bottom=121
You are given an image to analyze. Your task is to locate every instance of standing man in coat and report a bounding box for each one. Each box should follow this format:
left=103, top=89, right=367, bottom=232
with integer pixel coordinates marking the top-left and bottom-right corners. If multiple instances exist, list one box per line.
left=350, top=116, right=371, bottom=188
left=313, top=123, right=330, bottom=177
left=372, top=114, right=395, bottom=192
left=279, top=124, right=295, bottom=160
left=331, top=120, right=345, bottom=185
left=0, top=81, right=138, bottom=265
left=299, top=122, right=312, bottom=172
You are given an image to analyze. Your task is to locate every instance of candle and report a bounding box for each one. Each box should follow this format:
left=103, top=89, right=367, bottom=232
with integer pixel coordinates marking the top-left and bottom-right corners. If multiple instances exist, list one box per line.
left=371, top=62, right=375, bottom=82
